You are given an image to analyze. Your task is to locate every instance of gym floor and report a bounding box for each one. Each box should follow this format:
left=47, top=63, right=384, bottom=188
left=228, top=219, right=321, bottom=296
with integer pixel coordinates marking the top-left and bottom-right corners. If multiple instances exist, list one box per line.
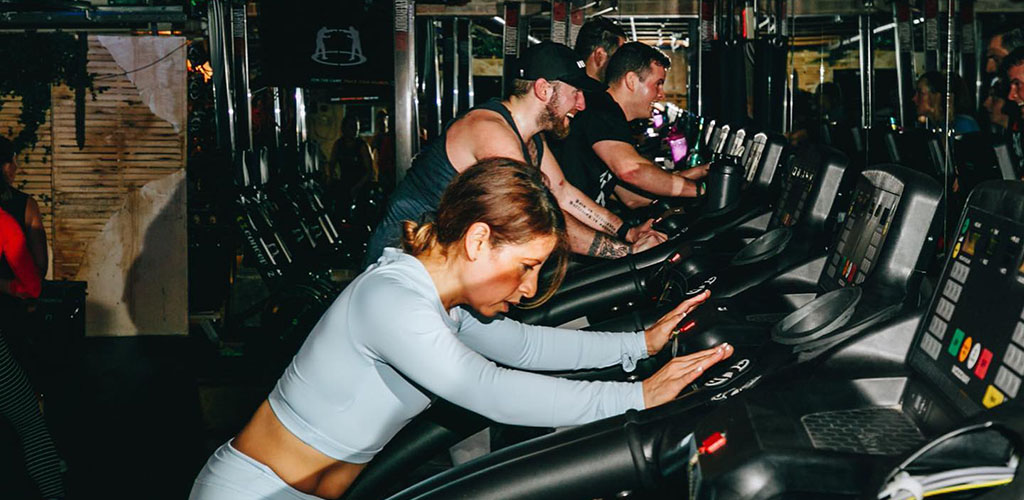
left=0, top=334, right=266, bottom=500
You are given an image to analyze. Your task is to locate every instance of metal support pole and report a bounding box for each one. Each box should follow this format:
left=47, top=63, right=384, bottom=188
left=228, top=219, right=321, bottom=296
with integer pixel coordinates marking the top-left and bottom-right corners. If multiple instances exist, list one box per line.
left=395, top=0, right=417, bottom=182
left=457, top=18, right=473, bottom=113
left=272, top=87, right=282, bottom=148
left=924, top=0, right=939, bottom=71
left=942, top=0, right=956, bottom=250
left=893, top=0, right=912, bottom=128
left=295, top=88, right=307, bottom=145
left=974, top=18, right=983, bottom=111
left=231, top=1, right=253, bottom=151
left=698, top=0, right=715, bottom=115
left=858, top=12, right=874, bottom=131
left=502, top=2, right=521, bottom=97
left=440, top=18, right=458, bottom=124
left=568, top=3, right=584, bottom=47
left=688, top=18, right=702, bottom=114
left=423, top=19, right=442, bottom=138
left=551, top=0, right=568, bottom=45
left=207, top=0, right=235, bottom=153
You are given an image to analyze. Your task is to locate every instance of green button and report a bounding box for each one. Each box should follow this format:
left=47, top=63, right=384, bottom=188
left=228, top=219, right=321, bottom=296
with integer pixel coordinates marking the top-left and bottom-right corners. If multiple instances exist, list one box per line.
left=948, top=328, right=966, bottom=356
left=961, top=218, right=970, bottom=235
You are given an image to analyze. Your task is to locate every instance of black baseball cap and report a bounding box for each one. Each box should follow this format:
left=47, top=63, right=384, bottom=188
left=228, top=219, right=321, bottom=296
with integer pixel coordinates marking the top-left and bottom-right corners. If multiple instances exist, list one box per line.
left=516, top=41, right=606, bottom=92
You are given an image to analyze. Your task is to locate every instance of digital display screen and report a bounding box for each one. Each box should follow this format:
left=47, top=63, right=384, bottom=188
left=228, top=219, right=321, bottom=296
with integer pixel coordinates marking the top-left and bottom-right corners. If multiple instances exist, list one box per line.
left=823, top=174, right=902, bottom=290
left=910, top=208, right=1024, bottom=415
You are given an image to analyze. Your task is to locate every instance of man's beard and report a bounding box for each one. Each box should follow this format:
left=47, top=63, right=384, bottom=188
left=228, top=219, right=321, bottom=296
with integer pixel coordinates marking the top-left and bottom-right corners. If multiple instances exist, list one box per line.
left=541, top=100, right=571, bottom=140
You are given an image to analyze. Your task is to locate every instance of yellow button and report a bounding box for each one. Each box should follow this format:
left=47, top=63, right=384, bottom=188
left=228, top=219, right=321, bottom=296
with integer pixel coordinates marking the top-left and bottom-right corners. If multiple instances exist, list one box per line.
left=983, top=385, right=1005, bottom=409
left=952, top=241, right=961, bottom=259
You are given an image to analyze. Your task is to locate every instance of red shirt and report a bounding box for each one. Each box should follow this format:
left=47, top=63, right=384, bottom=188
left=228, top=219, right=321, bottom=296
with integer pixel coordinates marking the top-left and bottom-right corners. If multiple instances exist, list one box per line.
left=0, top=206, right=41, bottom=298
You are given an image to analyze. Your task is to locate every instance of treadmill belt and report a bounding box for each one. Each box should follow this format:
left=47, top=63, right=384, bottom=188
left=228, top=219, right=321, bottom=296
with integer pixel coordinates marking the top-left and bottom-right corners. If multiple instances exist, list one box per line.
left=801, top=407, right=925, bottom=455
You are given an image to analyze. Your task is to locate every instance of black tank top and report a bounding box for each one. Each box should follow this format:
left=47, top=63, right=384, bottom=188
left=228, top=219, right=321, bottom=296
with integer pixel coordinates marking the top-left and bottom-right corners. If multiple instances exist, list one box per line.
left=0, top=188, right=29, bottom=281
left=362, top=99, right=545, bottom=267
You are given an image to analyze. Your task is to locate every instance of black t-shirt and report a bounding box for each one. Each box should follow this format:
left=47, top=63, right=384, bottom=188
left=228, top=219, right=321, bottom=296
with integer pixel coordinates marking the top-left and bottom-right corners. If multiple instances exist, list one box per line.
left=553, top=90, right=634, bottom=206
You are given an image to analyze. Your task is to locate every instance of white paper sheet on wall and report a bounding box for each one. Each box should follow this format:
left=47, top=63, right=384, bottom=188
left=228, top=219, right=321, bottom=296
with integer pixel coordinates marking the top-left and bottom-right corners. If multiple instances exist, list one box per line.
left=96, top=35, right=186, bottom=133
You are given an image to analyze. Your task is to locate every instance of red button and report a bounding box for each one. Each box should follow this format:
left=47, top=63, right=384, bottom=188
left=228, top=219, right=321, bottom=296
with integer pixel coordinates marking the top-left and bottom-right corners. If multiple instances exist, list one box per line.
left=974, top=348, right=994, bottom=379
left=698, top=431, right=727, bottom=455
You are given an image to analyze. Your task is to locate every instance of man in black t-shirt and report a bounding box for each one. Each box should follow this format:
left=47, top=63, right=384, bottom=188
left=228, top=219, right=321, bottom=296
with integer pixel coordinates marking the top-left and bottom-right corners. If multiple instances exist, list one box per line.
left=556, top=42, right=708, bottom=208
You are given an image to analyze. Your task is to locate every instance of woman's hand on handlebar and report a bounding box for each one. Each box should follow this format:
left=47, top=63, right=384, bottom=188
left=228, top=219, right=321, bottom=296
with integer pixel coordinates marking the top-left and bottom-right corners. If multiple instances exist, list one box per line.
left=644, top=290, right=711, bottom=355
left=642, top=343, right=733, bottom=408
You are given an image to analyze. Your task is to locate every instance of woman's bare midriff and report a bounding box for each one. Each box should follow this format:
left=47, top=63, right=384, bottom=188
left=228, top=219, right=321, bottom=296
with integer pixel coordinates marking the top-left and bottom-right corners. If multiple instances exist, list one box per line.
left=232, top=400, right=367, bottom=499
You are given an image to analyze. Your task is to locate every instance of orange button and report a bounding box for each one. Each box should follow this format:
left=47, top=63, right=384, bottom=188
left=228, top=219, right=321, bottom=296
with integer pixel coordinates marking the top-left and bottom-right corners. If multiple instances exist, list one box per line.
left=958, top=337, right=973, bottom=363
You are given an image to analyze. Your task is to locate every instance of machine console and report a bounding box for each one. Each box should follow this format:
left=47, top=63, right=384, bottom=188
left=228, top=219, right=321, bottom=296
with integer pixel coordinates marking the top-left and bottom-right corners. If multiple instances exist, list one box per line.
left=703, top=119, right=717, bottom=147
left=995, top=143, right=1018, bottom=181
left=742, top=132, right=786, bottom=191
left=769, top=145, right=824, bottom=229
left=741, top=133, right=766, bottom=183
left=910, top=182, right=1024, bottom=416
left=821, top=171, right=903, bottom=289
left=711, top=124, right=730, bottom=154
left=725, top=129, right=746, bottom=158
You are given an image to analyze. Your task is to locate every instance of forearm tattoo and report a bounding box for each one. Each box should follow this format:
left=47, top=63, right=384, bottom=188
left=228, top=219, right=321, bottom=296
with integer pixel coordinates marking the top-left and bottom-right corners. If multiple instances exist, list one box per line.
left=568, top=198, right=619, bottom=234
left=587, top=231, right=629, bottom=258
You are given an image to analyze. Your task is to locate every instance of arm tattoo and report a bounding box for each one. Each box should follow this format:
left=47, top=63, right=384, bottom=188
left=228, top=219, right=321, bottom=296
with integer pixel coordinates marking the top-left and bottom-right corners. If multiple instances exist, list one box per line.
left=568, top=198, right=619, bottom=234
left=587, top=231, right=629, bottom=259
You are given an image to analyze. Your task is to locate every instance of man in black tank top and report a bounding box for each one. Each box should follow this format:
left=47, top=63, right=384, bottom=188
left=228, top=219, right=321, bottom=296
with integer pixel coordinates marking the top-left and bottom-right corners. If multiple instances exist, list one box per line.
left=364, top=42, right=667, bottom=267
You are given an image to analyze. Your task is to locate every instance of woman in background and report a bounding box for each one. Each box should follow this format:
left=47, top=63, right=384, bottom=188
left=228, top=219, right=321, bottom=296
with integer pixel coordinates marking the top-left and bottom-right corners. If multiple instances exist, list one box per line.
left=0, top=196, right=65, bottom=498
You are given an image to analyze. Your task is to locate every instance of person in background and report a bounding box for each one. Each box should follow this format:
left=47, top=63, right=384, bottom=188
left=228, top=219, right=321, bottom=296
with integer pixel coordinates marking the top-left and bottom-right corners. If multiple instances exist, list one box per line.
left=0, top=135, right=50, bottom=378
left=371, top=109, right=396, bottom=194
left=573, top=16, right=628, bottom=83
left=363, top=42, right=667, bottom=268
left=327, top=113, right=374, bottom=197
left=189, top=158, right=732, bottom=500
left=986, top=25, right=1024, bottom=75
left=983, top=77, right=1013, bottom=134
left=0, top=142, right=65, bottom=499
left=1, top=137, right=47, bottom=277
left=1001, top=47, right=1024, bottom=165
left=912, top=71, right=981, bottom=135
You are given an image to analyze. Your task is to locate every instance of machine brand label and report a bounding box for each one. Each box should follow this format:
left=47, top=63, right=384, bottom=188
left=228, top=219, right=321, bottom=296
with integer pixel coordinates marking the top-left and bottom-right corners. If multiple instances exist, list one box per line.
left=951, top=365, right=970, bottom=385
left=704, top=359, right=751, bottom=388
left=710, top=375, right=762, bottom=402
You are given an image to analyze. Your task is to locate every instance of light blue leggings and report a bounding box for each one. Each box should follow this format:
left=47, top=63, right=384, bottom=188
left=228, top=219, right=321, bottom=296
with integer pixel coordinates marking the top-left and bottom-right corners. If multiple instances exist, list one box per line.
left=189, top=440, right=324, bottom=500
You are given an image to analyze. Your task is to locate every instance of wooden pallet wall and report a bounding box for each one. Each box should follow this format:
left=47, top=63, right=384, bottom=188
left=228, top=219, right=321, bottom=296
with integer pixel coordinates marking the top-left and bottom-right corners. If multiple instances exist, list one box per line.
left=1, top=35, right=187, bottom=335
left=50, top=37, right=186, bottom=282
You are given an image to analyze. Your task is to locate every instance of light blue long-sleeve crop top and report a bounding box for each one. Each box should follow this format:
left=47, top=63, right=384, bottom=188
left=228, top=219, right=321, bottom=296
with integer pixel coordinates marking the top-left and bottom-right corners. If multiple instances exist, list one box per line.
left=267, top=248, right=648, bottom=464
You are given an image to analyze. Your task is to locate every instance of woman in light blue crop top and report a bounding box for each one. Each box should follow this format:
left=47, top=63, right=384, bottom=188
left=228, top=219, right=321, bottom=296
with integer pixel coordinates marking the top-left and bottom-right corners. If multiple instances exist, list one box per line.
left=190, top=158, right=733, bottom=500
